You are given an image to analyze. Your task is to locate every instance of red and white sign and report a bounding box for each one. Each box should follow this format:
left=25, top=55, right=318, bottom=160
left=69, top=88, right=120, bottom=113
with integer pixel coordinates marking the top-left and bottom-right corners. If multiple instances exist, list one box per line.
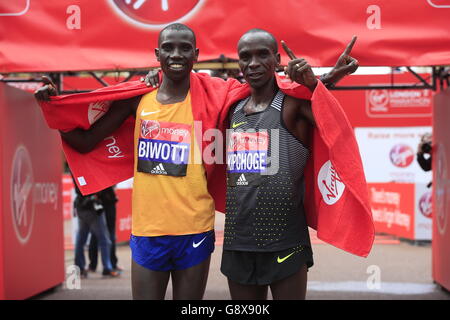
left=109, top=0, right=204, bottom=29
left=333, top=73, right=434, bottom=128
left=1, top=1, right=450, bottom=72
left=369, top=183, right=415, bottom=239
left=62, top=174, right=74, bottom=221
left=366, top=88, right=433, bottom=119
left=115, top=178, right=133, bottom=243
left=432, top=87, right=450, bottom=291
left=355, top=127, right=432, bottom=240
left=0, top=83, right=64, bottom=300
left=355, top=127, right=432, bottom=184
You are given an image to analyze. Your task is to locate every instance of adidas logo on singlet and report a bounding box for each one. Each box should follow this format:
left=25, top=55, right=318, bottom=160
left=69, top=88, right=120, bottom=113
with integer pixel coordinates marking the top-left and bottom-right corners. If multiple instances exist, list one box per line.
left=151, top=163, right=168, bottom=175
left=236, top=174, right=249, bottom=186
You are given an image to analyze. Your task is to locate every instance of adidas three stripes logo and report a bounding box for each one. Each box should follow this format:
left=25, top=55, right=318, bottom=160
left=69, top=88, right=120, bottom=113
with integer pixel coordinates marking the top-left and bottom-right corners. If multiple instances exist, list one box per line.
left=151, top=163, right=167, bottom=175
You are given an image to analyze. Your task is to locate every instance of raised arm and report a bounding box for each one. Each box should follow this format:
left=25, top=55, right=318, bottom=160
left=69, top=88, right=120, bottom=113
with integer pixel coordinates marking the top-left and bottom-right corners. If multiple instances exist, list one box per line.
left=280, top=42, right=318, bottom=148
left=34, top=77, right=141, bottom=153
left=319, top=36, right=359, bottom=88
left=281, top=37, right=359, bottom=89
left=59, top=96, right=140, bottom=153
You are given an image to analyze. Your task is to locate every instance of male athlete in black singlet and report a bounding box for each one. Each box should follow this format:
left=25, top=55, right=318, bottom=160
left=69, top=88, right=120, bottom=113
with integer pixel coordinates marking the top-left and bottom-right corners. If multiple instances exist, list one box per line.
left=221, top=29, right=357, bottom=300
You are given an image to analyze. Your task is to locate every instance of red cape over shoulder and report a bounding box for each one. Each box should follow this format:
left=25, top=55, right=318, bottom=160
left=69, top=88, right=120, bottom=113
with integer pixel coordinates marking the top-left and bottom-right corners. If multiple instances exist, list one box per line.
left=38, top=72, right=374, bottom=257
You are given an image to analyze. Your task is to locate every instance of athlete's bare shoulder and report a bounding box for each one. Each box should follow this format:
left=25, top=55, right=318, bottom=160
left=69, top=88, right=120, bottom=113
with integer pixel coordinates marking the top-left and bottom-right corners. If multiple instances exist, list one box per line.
left=283, top=95, right=315, bottom=127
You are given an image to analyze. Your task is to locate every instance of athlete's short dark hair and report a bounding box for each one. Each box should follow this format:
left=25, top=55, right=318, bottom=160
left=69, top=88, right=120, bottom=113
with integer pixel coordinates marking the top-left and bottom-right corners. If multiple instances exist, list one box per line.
left=240, top=28, right=278, bottom=53
left=158, top=23, right=196, bottom=47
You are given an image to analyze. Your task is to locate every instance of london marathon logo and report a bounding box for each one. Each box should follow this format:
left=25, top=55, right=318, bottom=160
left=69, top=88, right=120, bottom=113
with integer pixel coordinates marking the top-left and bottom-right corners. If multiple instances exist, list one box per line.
left=109, top=0, right=205, bottom=29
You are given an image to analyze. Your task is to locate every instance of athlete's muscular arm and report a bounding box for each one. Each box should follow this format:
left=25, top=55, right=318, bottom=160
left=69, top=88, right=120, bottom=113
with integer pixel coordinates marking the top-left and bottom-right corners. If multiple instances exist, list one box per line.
left=59, top=97, right=141, bottom=153
left=282, top=96, right=315, bottom=149
left=34, top=76, right=142, bottom=153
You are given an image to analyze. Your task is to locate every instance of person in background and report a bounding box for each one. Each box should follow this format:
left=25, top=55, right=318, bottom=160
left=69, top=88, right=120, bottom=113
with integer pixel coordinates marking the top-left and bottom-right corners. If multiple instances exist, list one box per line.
left=417, top=133, right=432, bottom=172
left=72, top=176, right=120, bottom=278
left=88, top=186, right=123, bottom=274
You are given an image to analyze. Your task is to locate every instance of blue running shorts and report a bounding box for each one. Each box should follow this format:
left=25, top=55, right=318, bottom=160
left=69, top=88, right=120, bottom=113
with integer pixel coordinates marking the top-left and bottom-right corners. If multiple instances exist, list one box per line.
left=130, top=230, right=215, bottom=271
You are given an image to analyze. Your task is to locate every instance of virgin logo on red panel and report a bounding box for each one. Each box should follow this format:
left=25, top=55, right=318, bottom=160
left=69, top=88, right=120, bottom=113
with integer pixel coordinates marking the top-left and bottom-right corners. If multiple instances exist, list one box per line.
left=10, top=145, right=35, bottom=244
left=389, top=144, right=415, bottom=168
left=368, top=90, right=389, bottom=111
left=109, top=0, right=204, bottom=29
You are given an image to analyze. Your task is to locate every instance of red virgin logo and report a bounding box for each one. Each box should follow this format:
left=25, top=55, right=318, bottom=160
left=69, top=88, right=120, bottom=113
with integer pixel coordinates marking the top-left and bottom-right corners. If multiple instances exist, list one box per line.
left=10, top=145, right=35, bottom=244
left=109, top=0, right=204, bottom=29
left=418, top=191, right=432, bottom=219
left=141, top=120, right=161, bottom=139
left=389, top=144, right=414, bottom=168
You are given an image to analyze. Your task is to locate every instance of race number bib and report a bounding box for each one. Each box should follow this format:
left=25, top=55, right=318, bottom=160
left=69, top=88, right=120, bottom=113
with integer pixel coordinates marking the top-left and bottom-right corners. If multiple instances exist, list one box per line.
left=137, top=120, right=191, bottom=176
left=227, top=131, right=269, bottom=186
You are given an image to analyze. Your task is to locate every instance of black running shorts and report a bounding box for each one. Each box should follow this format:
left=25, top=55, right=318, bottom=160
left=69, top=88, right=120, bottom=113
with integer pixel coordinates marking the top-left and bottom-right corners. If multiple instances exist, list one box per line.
left=220, top=245, right=314, bottom=286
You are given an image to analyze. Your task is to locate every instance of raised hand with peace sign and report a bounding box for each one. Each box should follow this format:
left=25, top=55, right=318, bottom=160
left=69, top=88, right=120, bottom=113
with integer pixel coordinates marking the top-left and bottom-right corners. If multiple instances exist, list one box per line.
left=282, top=36, right=359, bottom=90
left=320, top=36, right=359, bottom=88
left=281, top=40, right=318, bottom=92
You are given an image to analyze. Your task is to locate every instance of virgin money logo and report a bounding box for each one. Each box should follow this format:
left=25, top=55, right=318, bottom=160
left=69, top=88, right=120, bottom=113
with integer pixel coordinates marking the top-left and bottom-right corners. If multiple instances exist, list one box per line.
left=318, top=160, right=346, bottom=205
left=389, top=144, right=415, bottom=168
left=427, top=0, right=450, bottom=8
left=88, top=101, right=111, bottom=125
left=368, top=89, right=389, bottom=111
left=418, top=192, right=432, bottom=219
left=109, top=0, right=205, bottom=29
left=10, top=145, right=35, bottom=244
left=141, top=120, right=160, bottom=139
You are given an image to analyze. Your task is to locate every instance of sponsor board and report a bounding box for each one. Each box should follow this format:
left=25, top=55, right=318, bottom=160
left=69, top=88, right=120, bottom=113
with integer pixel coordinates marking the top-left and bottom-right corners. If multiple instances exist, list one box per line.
left=2, top=2, right=450, bottom=72
left=355, top=127, right=432, bottom=240
left=1, top=83, right=64, bottom=299
left=432, top=88, right=450, bottom=291
left=366, top=87, right=433, bottom=119
left=355, top=127, right=432, bottom=184
left=108, top=0, right=205, bottom=29
left=369, top=183, right=415, bottom=239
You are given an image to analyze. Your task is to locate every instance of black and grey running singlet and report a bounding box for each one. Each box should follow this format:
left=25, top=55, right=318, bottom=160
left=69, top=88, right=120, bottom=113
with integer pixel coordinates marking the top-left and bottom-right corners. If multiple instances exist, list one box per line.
left=224, top=90, right=312, bottom=252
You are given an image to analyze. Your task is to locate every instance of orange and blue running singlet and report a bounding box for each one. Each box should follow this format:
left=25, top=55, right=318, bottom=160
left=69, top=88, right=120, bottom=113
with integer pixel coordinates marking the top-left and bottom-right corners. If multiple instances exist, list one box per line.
left=131, top=90, right=215, bottom=237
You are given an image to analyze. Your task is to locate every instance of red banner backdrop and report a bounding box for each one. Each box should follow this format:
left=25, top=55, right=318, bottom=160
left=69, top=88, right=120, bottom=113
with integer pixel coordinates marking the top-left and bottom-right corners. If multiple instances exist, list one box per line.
left=333, top=73, right=433, bottom=128
left=0, top=83, right=64, bottom=299
left=1, top=0, right=449, bottom=73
